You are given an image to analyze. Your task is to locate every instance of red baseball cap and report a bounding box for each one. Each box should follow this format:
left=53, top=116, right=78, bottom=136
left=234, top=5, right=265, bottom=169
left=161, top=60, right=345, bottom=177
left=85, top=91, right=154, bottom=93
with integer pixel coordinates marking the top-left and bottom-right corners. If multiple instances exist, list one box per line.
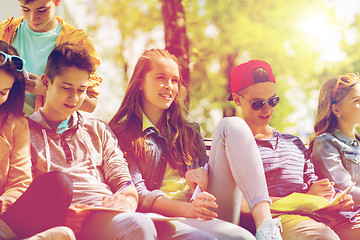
left=228, top=60, right=276, bottom=100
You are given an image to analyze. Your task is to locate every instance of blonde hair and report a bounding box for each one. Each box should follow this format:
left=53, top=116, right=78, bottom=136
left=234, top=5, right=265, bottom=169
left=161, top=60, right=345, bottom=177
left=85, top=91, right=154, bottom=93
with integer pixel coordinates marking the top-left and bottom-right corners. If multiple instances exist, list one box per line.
left=309, top=73, right=359, bottom=152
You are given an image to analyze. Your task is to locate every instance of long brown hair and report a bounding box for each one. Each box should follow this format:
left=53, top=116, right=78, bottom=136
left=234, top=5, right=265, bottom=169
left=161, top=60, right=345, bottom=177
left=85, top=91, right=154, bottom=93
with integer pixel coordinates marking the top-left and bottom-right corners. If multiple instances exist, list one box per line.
left=0, top=40, right=25, bottom=127
left=309, top=74, right=359, bottom=152
left=109, top=49, right=200, bottom=173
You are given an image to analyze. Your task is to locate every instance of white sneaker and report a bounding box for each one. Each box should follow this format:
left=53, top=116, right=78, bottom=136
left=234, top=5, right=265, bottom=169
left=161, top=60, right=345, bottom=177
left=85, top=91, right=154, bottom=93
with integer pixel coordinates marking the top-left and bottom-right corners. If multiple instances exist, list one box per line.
left=255, top=218, right=282, bottom=240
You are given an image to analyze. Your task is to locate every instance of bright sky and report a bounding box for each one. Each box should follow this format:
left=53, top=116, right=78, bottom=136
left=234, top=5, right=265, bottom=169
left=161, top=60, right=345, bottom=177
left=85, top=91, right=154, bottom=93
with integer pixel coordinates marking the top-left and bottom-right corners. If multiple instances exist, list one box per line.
left=286, top=0, right=360, bottom=137
left=298, top=0, right=360, bottom=63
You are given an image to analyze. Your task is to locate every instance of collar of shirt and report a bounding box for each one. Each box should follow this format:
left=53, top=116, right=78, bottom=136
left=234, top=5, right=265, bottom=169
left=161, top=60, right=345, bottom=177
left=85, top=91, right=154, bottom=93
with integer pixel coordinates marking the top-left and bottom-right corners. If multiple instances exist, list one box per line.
left=142, top=112, right=159, bottom=132
left=331, top=129, right=360, bottom=147
left=142, top=112, right=171, bottom=136
left=255, top=127, right=280, bottom=150
left=35, top=110, right=83, bottom=138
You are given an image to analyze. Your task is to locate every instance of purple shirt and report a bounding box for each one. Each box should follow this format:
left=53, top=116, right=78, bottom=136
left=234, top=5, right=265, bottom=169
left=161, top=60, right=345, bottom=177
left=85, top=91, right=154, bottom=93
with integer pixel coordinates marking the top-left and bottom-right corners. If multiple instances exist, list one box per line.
left=255, top=129, right=318, bottom=197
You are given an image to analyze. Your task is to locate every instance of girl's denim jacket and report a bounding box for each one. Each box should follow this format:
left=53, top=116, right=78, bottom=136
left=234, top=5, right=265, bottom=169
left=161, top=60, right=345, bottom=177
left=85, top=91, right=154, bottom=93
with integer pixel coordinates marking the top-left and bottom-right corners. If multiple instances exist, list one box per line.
left=312, top=129, right=360, bottom=204
left=123, top=123, right=208, bottom=212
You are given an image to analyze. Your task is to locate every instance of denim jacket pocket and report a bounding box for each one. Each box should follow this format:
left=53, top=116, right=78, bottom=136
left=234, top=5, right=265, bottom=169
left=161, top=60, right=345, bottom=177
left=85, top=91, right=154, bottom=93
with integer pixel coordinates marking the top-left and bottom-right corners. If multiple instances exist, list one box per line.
left=342, top=152, right=360, bottom=180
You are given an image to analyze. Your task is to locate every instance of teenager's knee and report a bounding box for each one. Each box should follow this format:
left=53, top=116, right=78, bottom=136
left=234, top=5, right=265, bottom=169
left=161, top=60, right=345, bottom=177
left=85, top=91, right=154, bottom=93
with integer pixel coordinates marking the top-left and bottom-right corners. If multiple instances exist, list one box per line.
left=34, top=171, right=73, bottom=206
left=36, top=171, right=72, bottom=192
left=46, top=171, right=72, bottom=190
left=217, top=117, right=251, bottom=137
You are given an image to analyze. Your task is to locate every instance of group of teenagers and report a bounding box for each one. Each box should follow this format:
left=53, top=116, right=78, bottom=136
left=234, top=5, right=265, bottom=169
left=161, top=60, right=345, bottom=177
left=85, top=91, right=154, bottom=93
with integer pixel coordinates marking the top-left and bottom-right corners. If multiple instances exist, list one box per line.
left=1, top=0, right=360, bottom=240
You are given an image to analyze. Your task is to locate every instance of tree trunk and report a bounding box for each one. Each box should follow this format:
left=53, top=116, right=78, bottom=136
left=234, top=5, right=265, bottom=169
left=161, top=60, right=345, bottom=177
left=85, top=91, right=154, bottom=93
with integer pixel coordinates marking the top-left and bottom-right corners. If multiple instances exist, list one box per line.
left=161, top=0, right=190, bottom=107
left=223, top=52, right=238, bottom=117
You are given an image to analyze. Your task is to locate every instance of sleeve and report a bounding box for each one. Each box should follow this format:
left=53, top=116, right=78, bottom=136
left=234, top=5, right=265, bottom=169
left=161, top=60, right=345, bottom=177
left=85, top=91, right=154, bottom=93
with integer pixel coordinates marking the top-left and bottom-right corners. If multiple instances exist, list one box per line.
left=0, top=18, right=12, bottom=44
left=0, top=118, right=32, bottom=213
left=126, top=154, right=167, bottom=212
left=312, top=135, right=360, bottom=204
left=100, top=122, right=132, bottom=194
left=79, top=36, right=102, bottom=99
left=302, top=145, right=318, bottom=189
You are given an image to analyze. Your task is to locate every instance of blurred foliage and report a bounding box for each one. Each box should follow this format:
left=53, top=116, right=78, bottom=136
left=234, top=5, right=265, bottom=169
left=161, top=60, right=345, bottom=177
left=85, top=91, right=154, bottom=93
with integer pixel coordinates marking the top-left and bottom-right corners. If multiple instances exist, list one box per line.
left=93, top=0, right=359, bottom=137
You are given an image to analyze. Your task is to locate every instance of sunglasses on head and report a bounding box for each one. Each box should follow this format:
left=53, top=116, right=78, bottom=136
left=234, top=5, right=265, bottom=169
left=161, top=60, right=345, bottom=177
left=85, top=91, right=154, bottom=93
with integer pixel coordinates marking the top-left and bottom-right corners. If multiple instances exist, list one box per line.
left=332, top=73, right=359, bottom=99
left=0, top=51, right=25, bottom=71
left=237, top=94, right=280, bottom=111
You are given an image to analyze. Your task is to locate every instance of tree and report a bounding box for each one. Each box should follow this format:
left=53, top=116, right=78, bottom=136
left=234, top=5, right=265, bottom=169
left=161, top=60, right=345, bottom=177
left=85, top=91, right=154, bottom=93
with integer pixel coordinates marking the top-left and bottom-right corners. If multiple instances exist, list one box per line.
left=161, top=0, right=190, bottom=92
left=93, top=0, right=357, bottom=137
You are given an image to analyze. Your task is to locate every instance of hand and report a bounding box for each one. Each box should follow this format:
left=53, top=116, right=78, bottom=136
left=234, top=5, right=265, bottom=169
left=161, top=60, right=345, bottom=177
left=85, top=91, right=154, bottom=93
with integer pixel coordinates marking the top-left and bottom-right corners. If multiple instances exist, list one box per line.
left=185, top=191, right=218, bottom=220
left=25, top=72, right=46, bottom=96
left=307, top=179, right=335, bottom=201
left=66, top=204, right=92, bottom=234
left=102, top=193, right=133, bottom=212
left=326, top=194, right=354, bottom=211
left=185, top=167, right=208, bottom=192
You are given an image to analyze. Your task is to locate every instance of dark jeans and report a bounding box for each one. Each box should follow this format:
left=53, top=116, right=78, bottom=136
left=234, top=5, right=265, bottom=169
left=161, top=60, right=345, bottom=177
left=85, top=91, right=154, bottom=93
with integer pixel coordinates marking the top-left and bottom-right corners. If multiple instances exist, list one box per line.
left=1, top=171, right=73, bottom=239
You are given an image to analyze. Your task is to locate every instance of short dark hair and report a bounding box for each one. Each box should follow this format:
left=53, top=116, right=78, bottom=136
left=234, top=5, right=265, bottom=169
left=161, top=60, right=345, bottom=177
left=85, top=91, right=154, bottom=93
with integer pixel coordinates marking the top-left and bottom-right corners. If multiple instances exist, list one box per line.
left=19, top=0, right=36, bottom=4
left=44, top=43, right=95, bottom=83
left=253, top=67, right=271, bottom=84
left=0, top=40, right=25, bottom=121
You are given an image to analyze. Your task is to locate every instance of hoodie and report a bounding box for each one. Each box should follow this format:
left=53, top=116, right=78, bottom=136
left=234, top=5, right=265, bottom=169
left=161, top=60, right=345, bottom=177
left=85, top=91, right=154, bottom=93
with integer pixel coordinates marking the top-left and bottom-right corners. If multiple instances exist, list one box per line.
left=28, top=110, right=132, bottom=206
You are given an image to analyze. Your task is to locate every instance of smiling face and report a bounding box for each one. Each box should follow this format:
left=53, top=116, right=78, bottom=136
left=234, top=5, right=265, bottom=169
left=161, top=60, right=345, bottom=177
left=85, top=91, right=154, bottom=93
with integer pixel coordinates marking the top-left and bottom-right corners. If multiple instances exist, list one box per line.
left=0, top=70, right=15, bottom=106
left=20, top=0, right=60, bottom=32
left=140, top=56, right=180, bottom=119
left=334, top=83, right=360, bottom=128
left=234, top=82, right=277, bottom=128
left=42, top=66, right=88, bottom=121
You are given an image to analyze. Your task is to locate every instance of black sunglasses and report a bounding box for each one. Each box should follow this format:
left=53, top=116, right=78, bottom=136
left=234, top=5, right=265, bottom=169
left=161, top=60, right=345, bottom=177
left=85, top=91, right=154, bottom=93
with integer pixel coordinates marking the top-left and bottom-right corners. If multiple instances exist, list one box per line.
left=237, top=94, right=280, bottom=111
left=0, top=51, right=25, bottom=71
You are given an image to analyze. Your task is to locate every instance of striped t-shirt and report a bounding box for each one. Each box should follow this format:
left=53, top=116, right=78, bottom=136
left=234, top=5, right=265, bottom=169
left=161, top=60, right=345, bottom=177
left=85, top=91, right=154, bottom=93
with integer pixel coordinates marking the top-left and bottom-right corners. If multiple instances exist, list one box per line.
left=256, top=129, right=318, bottom=197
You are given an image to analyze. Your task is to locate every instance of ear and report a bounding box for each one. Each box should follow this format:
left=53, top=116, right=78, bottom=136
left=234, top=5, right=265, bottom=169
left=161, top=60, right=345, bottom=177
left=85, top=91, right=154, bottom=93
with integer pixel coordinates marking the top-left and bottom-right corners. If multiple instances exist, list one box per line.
left=41, top=74, right=49, bottom=89
left=331, top=104, right=341, bottom=118
left=233, top=93, right=242, bottom=107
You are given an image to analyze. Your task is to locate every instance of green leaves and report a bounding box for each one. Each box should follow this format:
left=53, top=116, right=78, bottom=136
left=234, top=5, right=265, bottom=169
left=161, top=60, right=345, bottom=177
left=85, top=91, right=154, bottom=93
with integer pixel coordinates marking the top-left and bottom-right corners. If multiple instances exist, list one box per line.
left=93, top=0, right=359, bottom=138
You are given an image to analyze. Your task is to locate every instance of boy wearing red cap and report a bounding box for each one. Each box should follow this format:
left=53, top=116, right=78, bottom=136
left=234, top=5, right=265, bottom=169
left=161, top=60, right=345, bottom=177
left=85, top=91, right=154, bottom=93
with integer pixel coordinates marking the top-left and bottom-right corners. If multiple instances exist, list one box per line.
left=229, top=60, right=360, bottom=239
left=206, top=60, right=283, bottom=239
